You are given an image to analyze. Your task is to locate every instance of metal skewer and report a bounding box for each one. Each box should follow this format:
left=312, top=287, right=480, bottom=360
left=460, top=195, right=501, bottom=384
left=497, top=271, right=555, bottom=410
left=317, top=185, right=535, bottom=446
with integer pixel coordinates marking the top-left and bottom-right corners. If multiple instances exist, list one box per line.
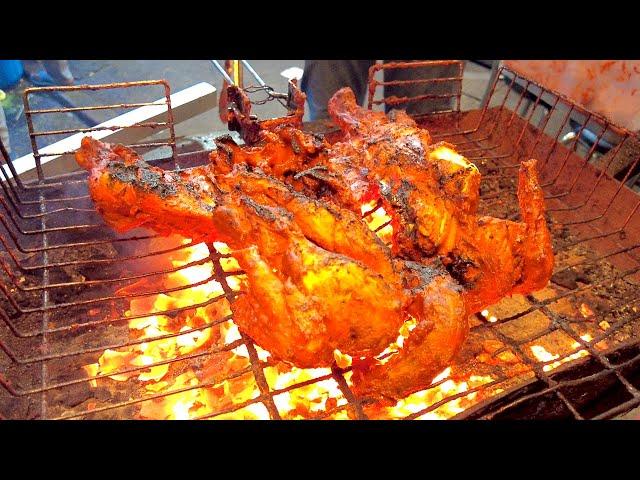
left=210, top=60, right=235, bottom=86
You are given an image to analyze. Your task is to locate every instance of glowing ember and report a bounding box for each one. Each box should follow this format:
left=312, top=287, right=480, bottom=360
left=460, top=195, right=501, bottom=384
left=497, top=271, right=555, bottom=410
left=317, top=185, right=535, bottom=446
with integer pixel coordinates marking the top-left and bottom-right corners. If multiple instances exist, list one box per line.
left=376, top=367, right=496, bottom=420
left=82, top=238, right=362, bottom=420
left=83, top=239, right=264, bottom=420
left=81, top=235, right=590, bottom=420
left=530, top=333, right=593, bottom=372
left=79, top=234, right=518, bottom=420
left=265, top=365, right=348, bottom=419
left=580, top=303, right=595, bottom=318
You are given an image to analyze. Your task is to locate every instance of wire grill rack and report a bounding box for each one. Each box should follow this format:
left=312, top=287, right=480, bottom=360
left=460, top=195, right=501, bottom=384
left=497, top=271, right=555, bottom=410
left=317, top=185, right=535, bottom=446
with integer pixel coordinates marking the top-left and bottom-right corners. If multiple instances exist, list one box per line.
left=1, top=65, right=639, bottom=419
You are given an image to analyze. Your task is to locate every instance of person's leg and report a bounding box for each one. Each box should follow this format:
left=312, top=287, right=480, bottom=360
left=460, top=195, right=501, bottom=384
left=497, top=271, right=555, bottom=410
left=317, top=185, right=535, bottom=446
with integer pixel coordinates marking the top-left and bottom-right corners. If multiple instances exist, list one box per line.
left=300, top=60, right=375, bottom=120
left=22, top=60, right=44, bottom=77
left=23, top=60, right=74, bottom=86
left=0, top=104, right=10, bottom=155
left=382, top=60, right=460, bottom=115
left=42, top=60, right=75, bottom=85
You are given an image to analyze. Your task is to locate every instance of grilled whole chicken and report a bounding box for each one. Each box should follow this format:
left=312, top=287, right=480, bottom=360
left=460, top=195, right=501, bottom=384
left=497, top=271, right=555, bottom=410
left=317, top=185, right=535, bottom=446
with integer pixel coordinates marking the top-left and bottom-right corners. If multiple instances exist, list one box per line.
left=76, top=137, right=468, bottom=400
left=76, top=76, right=554, bottom=403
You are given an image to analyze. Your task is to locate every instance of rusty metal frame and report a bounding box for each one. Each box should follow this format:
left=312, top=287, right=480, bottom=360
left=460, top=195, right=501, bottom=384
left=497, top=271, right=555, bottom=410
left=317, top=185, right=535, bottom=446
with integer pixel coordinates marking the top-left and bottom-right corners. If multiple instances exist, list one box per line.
left=1, top=66, right=640, bottom=420
left=21, top=80, right=177, bottom=185
left=367, top=60, right=465, bottom=114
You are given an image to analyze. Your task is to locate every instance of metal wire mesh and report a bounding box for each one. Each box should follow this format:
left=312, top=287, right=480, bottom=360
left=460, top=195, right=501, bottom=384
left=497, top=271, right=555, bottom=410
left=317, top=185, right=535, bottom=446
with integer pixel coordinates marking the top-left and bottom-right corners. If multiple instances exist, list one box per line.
left=409, top=64, right=640, bottom=419
left=367, top=60, right=464, bottom=113
left=1, top=66, right=639, bottom=420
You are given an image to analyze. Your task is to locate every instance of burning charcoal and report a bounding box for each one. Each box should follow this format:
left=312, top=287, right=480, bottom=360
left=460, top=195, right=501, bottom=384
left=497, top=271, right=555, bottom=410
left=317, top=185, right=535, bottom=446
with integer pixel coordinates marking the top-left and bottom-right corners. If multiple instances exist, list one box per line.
left=47, top=382, right=93, bottom=409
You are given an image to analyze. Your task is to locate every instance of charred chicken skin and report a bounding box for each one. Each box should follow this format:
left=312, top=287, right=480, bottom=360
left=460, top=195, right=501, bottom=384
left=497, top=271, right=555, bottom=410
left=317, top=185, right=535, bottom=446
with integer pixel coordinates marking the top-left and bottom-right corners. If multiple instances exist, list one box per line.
left=76, top=137, right=468, bottom=400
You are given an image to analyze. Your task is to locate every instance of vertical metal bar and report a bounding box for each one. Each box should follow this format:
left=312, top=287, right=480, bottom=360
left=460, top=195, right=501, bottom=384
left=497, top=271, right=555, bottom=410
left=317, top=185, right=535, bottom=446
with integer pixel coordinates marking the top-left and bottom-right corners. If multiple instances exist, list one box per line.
left=239, top=333, right=281, bottom=420
left=458, top=72, right=519, bottom=168
left=478, top=68, right=517, bottom=141
left=513, top=87, right=544, bottom=150
left=484, top=94, right=562, bottom=177
left=480, top=83, right=546, bottom=168
left=456, top=61, right=463, bottom=112
left=162, top=81, right=177, bottom=167
left=210, top=60, right=235, bottom=85
left=547, top=125, right=616, bottom=203
left=524, top=96, right=560, bottom=160
left=0, top=137, right=25, bottom=190
left=463, top=63, right=506, bottom=137
left=621, top=197, right=640, bottom=231
left=208, top=243, right=281, bottom=419
left=331, top=367, right=367, bottom=420
left=39, top=190, right=50, bottom=419
left=241, top=60, right=267, bottom=88
left=562, top=151, right=640, bottom=225
left=0, top=153, right=26, bottom=207
left=539, top=103, right=575, bottom=173
left=233, top=60, right=244, bottom=89
left=367, top=62, right=382, bottom=110
left=481, top=61, right=501, bottom=108
left=538, top=105, right=573, bottom=188
left=22, top=93, right=45, bottom=182
left=507, top=79, right=531, bottom=128
left=542, top=111, right=591, bottom=188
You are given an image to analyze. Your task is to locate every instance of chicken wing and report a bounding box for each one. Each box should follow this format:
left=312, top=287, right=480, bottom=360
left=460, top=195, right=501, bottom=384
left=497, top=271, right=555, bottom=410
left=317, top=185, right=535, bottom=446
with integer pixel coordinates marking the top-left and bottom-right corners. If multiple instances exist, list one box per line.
left=449, top=159, right=554, bottom=313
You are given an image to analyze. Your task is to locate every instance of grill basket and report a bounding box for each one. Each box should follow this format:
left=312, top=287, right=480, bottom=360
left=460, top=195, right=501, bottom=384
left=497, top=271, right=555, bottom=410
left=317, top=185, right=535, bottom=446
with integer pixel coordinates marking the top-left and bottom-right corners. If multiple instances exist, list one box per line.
left=1, top=63, right=639, bottom=420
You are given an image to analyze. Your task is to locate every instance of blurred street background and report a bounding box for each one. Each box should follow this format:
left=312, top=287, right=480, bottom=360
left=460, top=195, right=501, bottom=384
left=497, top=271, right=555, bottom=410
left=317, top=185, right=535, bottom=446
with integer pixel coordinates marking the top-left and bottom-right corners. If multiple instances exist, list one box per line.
left=0, top=60, right=493, bottom=160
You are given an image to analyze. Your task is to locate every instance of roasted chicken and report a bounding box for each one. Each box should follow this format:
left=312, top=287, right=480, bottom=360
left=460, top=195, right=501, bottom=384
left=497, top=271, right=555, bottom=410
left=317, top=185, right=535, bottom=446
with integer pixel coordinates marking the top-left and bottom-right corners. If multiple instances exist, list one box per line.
left=76, top=137, right=468, bottom=399
left=76, top=85, right=553, bottom=403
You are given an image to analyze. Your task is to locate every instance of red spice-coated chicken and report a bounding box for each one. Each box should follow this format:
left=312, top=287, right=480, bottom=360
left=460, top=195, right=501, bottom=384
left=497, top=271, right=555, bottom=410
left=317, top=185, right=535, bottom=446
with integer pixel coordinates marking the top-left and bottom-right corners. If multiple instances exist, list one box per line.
left=76, top=137, right=468, bottom=401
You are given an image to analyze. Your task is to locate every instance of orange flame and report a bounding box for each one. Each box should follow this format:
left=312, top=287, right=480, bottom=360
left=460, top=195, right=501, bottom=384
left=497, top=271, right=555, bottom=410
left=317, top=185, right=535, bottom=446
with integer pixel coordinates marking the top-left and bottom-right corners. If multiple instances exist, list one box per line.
left=377, top=367, right=496, bottom=419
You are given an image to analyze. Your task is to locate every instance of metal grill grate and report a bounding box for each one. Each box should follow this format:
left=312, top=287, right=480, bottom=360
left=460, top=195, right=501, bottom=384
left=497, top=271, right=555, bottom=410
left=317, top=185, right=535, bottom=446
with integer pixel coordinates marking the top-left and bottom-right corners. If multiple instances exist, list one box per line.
left=366, top=60, right=464, bottom=113
left=408, top=63, right=640, bottom=419
left=1, top=65, right=639, bottom=419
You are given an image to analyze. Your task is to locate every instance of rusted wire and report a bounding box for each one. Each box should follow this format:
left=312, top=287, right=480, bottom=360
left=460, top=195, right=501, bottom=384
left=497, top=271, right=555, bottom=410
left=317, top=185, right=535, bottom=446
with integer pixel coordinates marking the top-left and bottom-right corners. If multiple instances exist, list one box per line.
left=21, top=80, right=177, bottom=184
